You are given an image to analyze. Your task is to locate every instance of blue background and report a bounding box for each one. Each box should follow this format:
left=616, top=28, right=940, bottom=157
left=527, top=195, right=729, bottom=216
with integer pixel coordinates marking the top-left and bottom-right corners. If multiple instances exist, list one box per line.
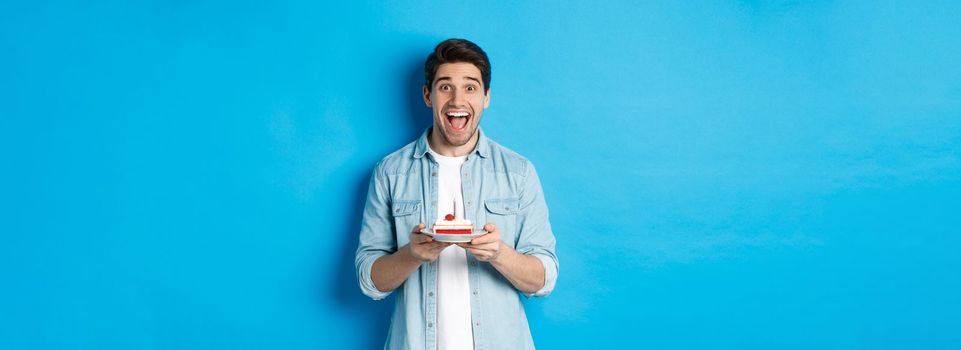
left=2, top=1, right=960, bottom=349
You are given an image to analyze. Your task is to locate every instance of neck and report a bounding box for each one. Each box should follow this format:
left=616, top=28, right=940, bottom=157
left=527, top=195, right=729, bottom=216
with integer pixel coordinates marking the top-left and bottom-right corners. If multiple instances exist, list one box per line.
left=427, top=128, right=479, bottom=157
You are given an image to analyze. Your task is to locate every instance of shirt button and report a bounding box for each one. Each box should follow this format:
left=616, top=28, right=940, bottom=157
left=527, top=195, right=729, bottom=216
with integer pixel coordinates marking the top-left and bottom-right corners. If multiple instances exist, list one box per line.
left=475, top=322, right=480, bottom=326
left=429, top=292, right=434, bottom=297
left=431, top=172, right=437, bottom=176
left=473, top=291, right=478, bottom=295
left=428, top=322, right=433, bottom=328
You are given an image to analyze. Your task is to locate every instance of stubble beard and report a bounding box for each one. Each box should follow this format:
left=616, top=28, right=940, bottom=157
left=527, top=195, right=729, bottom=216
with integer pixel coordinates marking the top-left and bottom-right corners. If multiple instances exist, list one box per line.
left=444, top=128, right=474, bottom=147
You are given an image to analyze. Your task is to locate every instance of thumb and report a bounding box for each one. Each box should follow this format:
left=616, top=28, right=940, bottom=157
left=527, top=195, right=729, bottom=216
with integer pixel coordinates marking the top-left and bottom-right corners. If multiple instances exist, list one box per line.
left=411, top=223, right=426, bottom=233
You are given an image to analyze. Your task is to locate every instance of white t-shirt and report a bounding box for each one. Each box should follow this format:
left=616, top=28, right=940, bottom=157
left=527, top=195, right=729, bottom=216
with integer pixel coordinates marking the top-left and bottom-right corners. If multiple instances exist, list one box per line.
left=429, top=148, right=474, bottom=350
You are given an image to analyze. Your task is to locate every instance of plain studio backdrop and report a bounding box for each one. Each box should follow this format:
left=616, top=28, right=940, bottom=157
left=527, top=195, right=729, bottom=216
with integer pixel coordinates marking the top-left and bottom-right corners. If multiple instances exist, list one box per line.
left=1, top=1, right=959, bottom=349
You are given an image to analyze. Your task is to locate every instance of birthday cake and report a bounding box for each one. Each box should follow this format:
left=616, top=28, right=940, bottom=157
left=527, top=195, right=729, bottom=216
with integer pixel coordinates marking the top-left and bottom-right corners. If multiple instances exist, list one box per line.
left=432, top=213, right=474, bottom=234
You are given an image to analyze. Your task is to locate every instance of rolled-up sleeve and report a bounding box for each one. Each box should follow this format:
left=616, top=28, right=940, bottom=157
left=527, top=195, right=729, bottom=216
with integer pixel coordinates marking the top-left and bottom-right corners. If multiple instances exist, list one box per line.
left=514, top=162, right=559, bottom=298
left=354, top=162, right=395, bottom=300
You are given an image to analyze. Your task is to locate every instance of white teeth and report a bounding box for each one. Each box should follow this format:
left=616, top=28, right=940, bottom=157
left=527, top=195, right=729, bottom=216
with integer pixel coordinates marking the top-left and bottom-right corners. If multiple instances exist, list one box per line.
left=446, top=111, right=469, bottom=117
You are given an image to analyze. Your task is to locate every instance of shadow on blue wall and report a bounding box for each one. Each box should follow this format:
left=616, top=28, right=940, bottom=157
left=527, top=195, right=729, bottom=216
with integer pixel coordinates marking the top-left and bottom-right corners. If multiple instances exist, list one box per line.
left=323, top=54, right=429, bottom=349
left=324, top=171, right=391, bottom=349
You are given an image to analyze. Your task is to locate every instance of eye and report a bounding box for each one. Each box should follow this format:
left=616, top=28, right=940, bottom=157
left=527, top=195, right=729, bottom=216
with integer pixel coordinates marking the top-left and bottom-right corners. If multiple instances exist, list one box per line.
left=440, top=84, right=452, bottom=92
left=466, top=85, right=476, bottom=92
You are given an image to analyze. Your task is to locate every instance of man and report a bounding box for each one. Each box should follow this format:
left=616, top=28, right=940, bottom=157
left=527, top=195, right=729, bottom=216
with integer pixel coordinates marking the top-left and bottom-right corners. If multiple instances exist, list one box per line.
left=355, top=38, right=558, bottom=350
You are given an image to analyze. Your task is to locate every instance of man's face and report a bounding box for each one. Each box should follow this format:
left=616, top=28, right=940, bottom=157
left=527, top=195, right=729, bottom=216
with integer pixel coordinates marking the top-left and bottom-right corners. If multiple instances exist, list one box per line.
left=423, top=62, right=490, bottom=149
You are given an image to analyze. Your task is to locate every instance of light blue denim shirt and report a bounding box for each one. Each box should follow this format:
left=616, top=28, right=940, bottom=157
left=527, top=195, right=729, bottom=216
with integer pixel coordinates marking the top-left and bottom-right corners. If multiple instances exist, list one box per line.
left=355, top=128, right=558, bottom=350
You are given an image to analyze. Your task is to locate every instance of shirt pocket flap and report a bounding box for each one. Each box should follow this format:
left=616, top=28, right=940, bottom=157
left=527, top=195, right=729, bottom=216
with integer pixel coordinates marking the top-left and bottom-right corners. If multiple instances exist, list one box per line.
left=484, top=198, right=521, bottom=215
left=391, top=200, right=421, bottom=217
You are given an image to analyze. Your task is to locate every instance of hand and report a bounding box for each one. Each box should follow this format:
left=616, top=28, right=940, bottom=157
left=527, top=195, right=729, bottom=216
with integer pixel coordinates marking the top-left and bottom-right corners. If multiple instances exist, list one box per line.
left=457, top=223, right=503, bottom=262
left=408, top=223, right=451, bottom=262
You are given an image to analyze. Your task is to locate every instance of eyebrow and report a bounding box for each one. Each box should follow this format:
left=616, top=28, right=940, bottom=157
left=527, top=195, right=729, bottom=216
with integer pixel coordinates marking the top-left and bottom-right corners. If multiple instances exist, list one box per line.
left=434, top=76, right=483, bottom=86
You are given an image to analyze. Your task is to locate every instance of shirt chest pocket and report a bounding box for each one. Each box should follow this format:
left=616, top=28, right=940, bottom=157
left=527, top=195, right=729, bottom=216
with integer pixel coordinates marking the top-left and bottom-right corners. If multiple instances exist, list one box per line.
left=484, top=198, right=520, bottom=247
left=391, top=200, right=422, bottom=239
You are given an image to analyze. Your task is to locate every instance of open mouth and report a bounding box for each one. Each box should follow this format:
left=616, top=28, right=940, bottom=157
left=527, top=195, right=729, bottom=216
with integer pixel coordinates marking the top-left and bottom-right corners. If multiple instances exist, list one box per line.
left=445, top=110, right=471, bottom=133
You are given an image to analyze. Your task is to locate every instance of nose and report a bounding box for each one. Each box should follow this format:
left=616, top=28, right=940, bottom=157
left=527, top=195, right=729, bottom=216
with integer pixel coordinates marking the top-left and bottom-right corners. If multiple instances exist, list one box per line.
left=451, top=89, right=467, bottom=106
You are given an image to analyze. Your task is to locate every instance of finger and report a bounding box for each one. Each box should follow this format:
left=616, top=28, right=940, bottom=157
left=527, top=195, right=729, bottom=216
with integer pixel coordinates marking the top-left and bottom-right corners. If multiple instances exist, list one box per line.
left=466, top=247, right=489, bottom=259
left=470, top=243, right=494, bottom=253
left=467, top=245, right=494, bottom=254
left=484, top=223, right=496, bottom=232
left=471, top=234, right=498, bottom=245
left=411, top=233, right=431, bottom=244
left=410, top=224, right=429, bottom=241
left=429, top=241, right=451, bottom=250
left=410, top=223, right=426, bottom=234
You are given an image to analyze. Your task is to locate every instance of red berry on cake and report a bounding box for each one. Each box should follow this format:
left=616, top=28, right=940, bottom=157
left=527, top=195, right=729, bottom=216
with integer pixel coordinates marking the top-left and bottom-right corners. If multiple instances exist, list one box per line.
left=445, top=214, right=455, bottom=221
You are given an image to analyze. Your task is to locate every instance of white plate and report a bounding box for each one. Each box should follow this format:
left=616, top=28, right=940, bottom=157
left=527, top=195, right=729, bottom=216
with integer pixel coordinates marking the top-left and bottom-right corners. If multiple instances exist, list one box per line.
left=421, top=229, right=489, bottom=243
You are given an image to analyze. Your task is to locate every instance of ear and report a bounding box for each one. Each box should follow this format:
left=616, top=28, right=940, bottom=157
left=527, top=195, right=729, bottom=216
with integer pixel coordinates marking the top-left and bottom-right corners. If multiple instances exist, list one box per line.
left=422, top=85, right=431, bottom=107
left=483, top=89, right=491, bottom=108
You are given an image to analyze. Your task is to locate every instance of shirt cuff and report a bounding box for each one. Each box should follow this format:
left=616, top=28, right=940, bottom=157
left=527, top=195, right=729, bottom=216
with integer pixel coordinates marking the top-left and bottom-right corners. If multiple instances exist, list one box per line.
left=523, top=253, right=558, bottom=298
left=358, top=254, right=392, bottom=300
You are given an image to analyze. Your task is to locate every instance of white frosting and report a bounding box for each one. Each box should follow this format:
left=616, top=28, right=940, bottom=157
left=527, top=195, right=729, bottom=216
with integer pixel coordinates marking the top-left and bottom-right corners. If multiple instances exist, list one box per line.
left=434, top=219, right=472, bottom=226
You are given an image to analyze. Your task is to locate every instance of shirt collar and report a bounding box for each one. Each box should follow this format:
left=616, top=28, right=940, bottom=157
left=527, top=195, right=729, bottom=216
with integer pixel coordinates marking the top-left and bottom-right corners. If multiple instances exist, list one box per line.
left=413, top=127, right=491, bottom=159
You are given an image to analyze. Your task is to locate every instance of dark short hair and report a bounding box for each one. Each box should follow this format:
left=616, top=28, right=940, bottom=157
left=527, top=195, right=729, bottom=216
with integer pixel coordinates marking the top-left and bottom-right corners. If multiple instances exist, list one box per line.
left=424, top=38, right=491, bottom=92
